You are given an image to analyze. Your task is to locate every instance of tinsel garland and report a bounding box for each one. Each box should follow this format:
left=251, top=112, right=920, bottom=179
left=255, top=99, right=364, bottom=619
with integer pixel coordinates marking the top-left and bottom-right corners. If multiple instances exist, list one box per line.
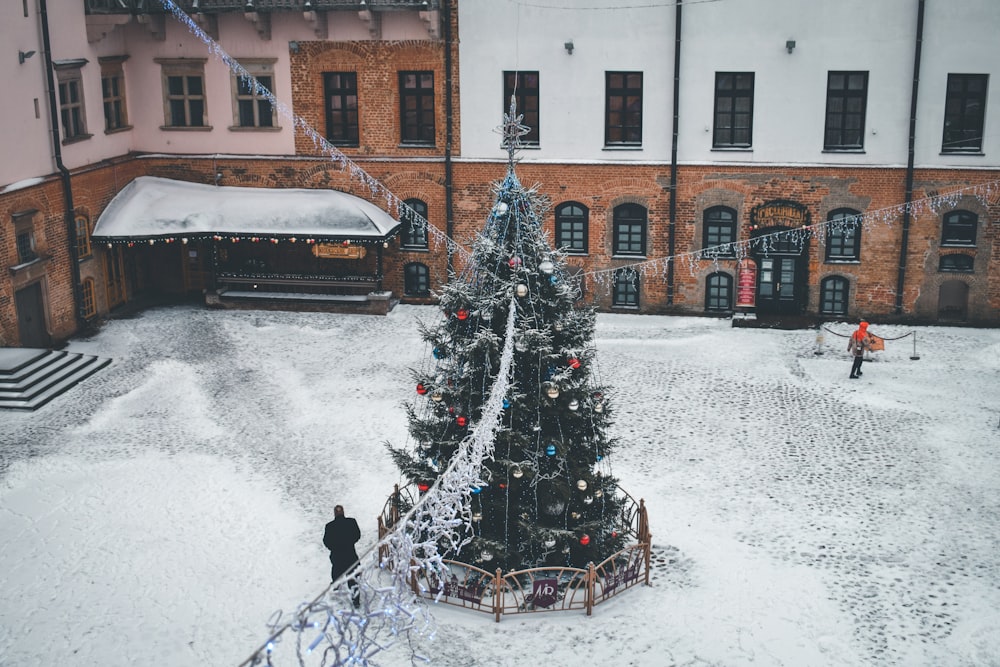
left=240, top=298, right=518, bottom=666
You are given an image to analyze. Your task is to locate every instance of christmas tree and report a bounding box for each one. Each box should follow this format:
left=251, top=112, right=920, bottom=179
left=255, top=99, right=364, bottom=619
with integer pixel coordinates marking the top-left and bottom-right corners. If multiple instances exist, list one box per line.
left=388, top=102, right=626, bottom=573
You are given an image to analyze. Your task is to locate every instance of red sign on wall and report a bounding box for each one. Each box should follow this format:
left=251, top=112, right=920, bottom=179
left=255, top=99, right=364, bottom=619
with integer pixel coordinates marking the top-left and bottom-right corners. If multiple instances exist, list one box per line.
left=736, top=258, right=757, bottom=309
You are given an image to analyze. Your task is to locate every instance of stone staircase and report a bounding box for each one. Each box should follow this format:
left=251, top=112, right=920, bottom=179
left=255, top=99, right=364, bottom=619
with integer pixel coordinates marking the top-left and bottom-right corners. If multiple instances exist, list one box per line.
left=0, top=348, right=112, bottom=411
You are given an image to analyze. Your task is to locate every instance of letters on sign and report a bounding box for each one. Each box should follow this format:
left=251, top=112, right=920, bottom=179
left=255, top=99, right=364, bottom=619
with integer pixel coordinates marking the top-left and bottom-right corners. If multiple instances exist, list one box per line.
left=312, top=244, right=367, bottom=260
left=736, top=258, right=757, bottom=309
left=750, top=200, right=810, bottom=229
left=530, top=578, right=559, bottom=609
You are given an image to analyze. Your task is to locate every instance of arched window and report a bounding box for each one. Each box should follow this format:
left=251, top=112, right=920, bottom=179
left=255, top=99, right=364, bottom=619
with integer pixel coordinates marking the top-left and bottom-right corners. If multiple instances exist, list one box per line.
left=75, top=214, right=92, bottom=259
left=612, top=268, right=639, bottom=307
left=820, top=275, right=850, bottom=315
left=555, top=202, right=588, bottom=254
left=703, top=206, right=736, bottom=257
left=81, top=278, right=97, bottom=318
left=939, top=254, right=974, bottom=273
left=941, top=210, right=977, bottom=246
left=825, top=208, right=861, bottom=261
left=404, top=262, right=430, bottom=296
left=705, top=272, right=733, bottom=311
left=401, top=199, right=429, bottom=249
left=612, top=203, right=646, bottom=256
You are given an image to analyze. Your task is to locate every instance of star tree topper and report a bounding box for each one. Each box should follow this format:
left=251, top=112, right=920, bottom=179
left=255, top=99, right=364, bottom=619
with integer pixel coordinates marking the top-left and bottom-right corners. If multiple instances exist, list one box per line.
left=496, top=95, right=531, bottom=167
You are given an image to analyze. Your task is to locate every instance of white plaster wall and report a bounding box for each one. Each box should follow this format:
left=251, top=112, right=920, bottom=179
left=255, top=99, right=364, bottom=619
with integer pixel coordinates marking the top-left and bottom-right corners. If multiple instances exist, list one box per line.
left=458, top=0, right=999, bottom=171
left=458, top=1, right=675, bottom=162
left=915, top=0, right=1000, bottom=167
left=677, top=0, right=916, bottom=167
left=1, top=1, right=55, bottom=189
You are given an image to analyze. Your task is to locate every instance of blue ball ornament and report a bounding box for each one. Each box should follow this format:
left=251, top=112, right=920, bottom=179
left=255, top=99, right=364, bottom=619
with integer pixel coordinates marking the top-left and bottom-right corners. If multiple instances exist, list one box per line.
left=546, top=444, right=557, bottom=456
left=502, top=398, right=510, bottom=409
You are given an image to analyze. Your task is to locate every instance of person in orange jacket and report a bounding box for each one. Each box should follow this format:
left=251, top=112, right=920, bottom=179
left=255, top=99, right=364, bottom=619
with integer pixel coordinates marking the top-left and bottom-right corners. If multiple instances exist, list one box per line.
left=847, top=321, right=871, bottom=379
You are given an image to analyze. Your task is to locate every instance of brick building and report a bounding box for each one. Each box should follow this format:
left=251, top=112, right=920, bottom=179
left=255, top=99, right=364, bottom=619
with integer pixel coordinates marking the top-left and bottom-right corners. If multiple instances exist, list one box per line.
left=1, top=0, right=997, bottom=348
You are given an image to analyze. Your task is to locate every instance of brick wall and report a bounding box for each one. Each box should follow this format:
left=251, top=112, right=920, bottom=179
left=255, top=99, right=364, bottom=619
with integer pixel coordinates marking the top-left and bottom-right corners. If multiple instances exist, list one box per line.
left=3, top=154, right=996, bottom=347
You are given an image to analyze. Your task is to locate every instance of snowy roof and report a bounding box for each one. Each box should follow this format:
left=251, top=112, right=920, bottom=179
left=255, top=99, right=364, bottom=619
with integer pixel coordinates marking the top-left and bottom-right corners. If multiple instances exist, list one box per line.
left=91, top=176, right=402, bottom=242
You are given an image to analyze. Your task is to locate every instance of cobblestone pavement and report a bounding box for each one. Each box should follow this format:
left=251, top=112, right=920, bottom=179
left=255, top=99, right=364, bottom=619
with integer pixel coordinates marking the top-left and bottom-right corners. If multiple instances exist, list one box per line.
left=2, top=304, right=999, bottom=666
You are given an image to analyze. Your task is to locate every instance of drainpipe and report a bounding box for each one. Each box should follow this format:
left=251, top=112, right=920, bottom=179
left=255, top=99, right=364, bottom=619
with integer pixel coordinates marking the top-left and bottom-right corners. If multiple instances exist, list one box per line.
left=896, top=0, right=924, bottom=315
left=667, top=0, right=682, bottom=306
left=40, top=0, right=85, bottom=331
left=443, top=0, right=455, bottom=278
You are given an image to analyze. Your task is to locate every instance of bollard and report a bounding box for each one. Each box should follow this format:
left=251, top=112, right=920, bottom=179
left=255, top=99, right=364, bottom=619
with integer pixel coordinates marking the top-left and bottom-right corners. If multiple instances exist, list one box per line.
left=814, top=327, right=824, bottom=355
left=910, top=331, right=920, bottom=360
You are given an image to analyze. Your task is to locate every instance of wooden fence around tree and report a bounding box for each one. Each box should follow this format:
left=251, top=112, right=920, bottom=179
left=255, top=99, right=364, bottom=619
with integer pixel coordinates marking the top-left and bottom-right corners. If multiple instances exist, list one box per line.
left=377, top=484, right=652, bottom=622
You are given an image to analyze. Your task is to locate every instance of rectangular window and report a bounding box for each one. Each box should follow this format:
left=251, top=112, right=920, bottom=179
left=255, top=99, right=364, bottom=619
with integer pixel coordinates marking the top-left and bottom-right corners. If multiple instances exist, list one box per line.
left=158, top=59, right=208, bottom=128
left=503, top=71, right=539, bottom=145
left=942, top=73, right=987, bottom=153
left=324, top=72, right=359, bottom=146
left=613, top=270, right=639, bottom=307
left=605, top=72, right=642, bottom=146
left=824, top=71, right=868, bottom=150
left=232, top=61, right=276, bottom=129
left=100, top=58, right=128, bottom=132
left=713, top=72, right=754, bottom=148
left=399, top=71, right=435, bottom=145
left=56, top=66, right=89, bottom=142
left=16, top=231, right=37, bottom=264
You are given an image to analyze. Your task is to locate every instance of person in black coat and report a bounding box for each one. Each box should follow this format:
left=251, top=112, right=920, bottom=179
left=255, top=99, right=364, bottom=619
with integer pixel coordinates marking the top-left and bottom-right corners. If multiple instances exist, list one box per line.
left=323, top=505, right=361, bottom=607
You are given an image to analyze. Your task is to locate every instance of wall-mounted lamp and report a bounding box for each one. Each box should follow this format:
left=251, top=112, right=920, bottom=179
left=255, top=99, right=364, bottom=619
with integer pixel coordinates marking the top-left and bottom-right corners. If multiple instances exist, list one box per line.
left=215, top=172, right=223, bottom=185
left=288, top=40, right=300, bottom=54
left=564, top=40, right=574, bottom=55
left=785, top=39, right=796, bottom=54
left=18, top=50, right=36, bottom=64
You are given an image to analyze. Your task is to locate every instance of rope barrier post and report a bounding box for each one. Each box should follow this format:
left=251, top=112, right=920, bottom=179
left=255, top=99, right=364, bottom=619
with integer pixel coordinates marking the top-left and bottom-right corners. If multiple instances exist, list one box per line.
left=910, top=331, right=920, bottom=360
left=814, top=324, right=824, bottom=355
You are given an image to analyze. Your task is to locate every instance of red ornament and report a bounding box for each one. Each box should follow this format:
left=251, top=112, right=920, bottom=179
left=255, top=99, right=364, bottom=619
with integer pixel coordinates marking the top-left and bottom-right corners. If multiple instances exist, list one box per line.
left=417, top=482, right=430, bottom=493
left=342, top=240, right=350, bottom=246
left=499, top=483, right=507, bottom=490
left=611, top=530, right=619, bottom=539
left=456, top=309, right=469, bottom=321
left=456, top=416, right=467, bottom=427
left=579, top=534, right=591, bottom=546
left=416, top=383, right=428, bottom=395
left=508, top=257, right=522, bottom=268
left=568, top=358, right=581, bottom=369
left=448, top=406, right=456, bottom=415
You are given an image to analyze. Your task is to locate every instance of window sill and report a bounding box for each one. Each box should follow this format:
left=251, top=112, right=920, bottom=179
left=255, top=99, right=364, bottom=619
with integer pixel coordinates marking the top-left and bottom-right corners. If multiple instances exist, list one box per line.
left=9, top=255, right=49, bottom=275
left=611, top=254, right=646, bottom=260
left=822, top=148, right=866, bottom=154
left=940, top=242, right=977, bottom=249
left=940, top=151, right=984, bottom=157
left=602, top=145, right=643, bottom=151
left=938, top=269, right=974, bottom=274
left=228, top=125, right=282, bottom=132
left=401, top=246, right=430, bottom=253
left=104, top=125, right=133, bottom=135
left=398, top=143, right=437, bottom=149
left=824, top=258, right=860, bottom=264
left=711, top=147, right=752, bottom=152
left=78, top=254, right=94, bottom=263
left=62, top=133, right=93, bottom=145
left=160, top=125, right=214, bottom=131
left=611, top=304, right=640, bottom=310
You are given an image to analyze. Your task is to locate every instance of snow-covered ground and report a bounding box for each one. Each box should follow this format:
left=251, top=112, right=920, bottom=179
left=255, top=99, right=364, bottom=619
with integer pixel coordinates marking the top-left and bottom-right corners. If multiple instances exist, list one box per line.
left=2, top=304, right=999, bottom=667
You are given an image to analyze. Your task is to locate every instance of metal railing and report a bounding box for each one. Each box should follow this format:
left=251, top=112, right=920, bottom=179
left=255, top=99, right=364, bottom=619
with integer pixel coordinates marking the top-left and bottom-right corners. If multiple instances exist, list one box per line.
left=378, top=483, right=652, bottom=622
